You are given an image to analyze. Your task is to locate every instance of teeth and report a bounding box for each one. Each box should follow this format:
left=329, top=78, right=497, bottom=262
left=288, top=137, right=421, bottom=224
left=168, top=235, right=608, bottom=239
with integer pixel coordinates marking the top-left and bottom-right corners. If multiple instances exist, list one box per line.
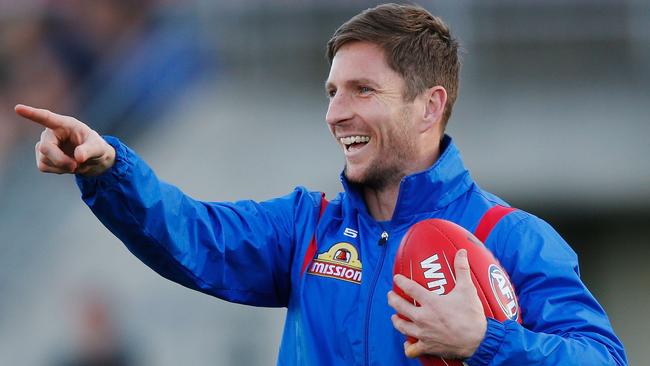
left=340, top=136, right=370, bottom=146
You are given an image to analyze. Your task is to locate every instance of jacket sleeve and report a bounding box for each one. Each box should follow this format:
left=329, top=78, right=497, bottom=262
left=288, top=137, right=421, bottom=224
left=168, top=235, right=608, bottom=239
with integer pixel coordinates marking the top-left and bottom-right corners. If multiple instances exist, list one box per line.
left=467, top=214, right=628, bottom=366
left=75, top=136, right=322, bottom=307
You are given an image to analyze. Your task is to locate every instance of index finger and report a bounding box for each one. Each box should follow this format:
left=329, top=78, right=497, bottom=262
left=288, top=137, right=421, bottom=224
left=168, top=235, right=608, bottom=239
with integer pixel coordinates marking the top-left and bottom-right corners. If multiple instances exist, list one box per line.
left=14, top=104, right=69, bottom=129
left=387, top=290, right=419, bottom=321
left=394, top=274, right=435, bottom=305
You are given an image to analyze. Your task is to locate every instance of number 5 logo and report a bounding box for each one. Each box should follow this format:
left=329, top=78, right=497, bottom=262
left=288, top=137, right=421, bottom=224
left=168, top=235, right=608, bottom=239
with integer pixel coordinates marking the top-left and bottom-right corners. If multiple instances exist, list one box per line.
left=343, top=228, right=358, bottom=238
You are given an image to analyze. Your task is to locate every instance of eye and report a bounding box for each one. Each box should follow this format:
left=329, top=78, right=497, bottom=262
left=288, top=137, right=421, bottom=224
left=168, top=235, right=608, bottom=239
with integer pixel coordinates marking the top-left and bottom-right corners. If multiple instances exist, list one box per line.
left=358, top=86, right=373, bottom=95
left=327, top=89, right=337, bottom=98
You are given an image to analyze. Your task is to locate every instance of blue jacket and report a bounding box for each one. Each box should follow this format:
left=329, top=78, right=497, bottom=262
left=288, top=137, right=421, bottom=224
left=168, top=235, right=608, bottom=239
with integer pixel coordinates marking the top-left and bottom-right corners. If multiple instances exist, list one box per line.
left=76, top=135, right=627, bottom=365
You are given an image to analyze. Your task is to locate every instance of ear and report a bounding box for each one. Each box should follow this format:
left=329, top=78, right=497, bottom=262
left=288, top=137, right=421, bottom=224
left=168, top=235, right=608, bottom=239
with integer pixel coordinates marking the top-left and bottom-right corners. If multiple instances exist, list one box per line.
left=418, top=86, right=447, bottom=133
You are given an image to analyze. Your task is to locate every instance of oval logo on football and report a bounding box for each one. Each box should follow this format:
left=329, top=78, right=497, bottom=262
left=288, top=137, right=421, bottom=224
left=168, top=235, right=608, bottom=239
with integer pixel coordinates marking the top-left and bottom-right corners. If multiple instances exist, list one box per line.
left=488, top=264, right=519, bottom=321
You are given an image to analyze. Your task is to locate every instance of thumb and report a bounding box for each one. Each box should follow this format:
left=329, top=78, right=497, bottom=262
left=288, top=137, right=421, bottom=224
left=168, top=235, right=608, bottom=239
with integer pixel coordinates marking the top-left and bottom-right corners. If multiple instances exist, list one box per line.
left=454, top=249, right=473, bottom=288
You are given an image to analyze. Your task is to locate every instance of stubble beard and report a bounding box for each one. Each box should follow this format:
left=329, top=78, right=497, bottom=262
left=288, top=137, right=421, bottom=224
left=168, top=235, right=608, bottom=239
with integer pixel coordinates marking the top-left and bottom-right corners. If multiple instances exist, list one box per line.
left=344, top=108, right=416, bottom=192
left=344, top=162, right=402, bottom=192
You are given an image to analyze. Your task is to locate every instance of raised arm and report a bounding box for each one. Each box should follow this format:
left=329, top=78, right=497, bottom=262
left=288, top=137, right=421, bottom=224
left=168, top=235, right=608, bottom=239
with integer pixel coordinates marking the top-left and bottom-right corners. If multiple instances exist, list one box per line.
left=17, top=105, right=323, bottom=308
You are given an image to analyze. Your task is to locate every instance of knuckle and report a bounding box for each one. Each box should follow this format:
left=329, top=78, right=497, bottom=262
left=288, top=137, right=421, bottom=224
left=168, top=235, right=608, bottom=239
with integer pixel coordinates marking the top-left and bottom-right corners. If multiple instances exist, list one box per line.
left=399, top=314, right=411, bottom=326
left=391, top=298, right=404, bottom=311
left=36, top=161, right=48, bottom=172
left=399, top=318, right=411, bottom=333
left=403, top=282, right=417, bottom=294
left=411, top=311, right=424, bottom=323
left=392, top=314, right=403, bottom=326
left=42, top=111, right=52, bottom=124
left=420, top=296, right=433, bottom=308
left=67, top=116, right=82, bottom=127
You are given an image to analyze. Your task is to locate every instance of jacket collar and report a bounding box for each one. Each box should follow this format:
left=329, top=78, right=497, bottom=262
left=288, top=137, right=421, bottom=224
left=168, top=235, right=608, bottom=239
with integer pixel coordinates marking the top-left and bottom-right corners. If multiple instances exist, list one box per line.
left=340, top=135, right=474, bottom=223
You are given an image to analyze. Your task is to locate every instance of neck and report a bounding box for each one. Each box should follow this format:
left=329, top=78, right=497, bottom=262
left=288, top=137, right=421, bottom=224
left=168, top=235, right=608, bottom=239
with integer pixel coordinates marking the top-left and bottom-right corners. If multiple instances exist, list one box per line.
left=361, top=139, right=442, bottom=221
left=363, top=183, right=401, bottom=221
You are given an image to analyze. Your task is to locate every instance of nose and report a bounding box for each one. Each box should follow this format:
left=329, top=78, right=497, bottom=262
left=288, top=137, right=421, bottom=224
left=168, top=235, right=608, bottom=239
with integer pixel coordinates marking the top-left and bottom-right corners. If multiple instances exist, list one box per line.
left=326, top=91, right=354, bottom=128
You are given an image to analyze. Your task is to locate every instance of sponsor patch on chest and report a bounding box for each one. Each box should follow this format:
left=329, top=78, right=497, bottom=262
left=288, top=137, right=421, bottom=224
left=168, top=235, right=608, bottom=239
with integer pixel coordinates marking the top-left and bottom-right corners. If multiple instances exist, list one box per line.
left=307, top=242, right=362, bottom=284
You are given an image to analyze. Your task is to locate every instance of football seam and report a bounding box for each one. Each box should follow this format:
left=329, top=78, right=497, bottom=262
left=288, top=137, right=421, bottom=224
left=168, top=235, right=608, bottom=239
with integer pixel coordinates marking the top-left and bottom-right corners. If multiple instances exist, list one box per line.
left=426, top=221, right=463, bottom=287
left=397, top=228, right=414, bottom=281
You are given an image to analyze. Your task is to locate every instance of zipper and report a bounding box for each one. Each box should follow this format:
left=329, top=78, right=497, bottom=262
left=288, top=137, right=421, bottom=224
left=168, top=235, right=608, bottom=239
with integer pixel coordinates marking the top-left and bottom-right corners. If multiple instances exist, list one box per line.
left=363, top=229, right=389, bottom=366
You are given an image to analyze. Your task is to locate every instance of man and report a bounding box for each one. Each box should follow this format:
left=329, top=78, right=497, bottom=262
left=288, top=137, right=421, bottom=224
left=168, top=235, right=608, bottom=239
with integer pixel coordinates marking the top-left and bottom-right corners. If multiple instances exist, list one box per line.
left=17, top=4, right=626, bottom=365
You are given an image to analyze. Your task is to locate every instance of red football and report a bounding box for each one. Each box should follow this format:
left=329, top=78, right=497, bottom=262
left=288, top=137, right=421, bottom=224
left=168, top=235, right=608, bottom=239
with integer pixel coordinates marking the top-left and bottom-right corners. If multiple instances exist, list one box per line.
left=393, top=219, right=521, bottom=366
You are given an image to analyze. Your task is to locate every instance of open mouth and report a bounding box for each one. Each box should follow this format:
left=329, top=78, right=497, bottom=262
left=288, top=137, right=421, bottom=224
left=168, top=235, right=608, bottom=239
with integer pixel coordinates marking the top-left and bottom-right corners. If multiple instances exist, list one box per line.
left=340, top=135, right=370, bottom=152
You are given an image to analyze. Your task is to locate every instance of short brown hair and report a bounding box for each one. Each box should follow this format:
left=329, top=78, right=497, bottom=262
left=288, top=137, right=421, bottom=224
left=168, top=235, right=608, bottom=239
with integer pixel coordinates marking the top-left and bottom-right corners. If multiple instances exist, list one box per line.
left=327, top=3, right=460, bottom=128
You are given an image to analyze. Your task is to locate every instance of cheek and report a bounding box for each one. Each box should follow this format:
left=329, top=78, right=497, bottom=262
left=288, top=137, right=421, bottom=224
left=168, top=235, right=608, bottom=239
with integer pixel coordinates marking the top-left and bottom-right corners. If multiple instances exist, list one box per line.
left=383, top=120, right=412, bottom=151
left=363, top=108, right=390, bottom=136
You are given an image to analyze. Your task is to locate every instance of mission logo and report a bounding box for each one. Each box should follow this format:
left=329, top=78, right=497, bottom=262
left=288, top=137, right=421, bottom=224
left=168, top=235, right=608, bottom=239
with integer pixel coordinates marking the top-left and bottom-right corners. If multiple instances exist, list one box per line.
left=307, top=242, right=362, bottom=284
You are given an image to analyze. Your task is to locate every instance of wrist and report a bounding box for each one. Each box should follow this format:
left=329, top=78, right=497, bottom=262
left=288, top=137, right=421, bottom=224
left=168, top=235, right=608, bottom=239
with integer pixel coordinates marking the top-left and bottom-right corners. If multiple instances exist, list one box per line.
left=104, top=144, right=116, bottom=171
left=465, top=318, right=506, bottom=366
left=460, top=316, right=487, bottom=359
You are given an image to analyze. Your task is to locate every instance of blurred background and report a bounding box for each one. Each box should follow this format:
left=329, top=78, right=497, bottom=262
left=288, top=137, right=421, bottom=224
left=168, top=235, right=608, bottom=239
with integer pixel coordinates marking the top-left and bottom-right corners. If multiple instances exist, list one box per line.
left=0, top=0, right=648, bottom=364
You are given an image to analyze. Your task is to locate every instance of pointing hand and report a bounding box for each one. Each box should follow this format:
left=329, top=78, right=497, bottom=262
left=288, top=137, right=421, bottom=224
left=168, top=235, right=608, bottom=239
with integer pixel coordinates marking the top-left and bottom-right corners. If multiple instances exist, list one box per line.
left=15, top=104, right=116, bottom=176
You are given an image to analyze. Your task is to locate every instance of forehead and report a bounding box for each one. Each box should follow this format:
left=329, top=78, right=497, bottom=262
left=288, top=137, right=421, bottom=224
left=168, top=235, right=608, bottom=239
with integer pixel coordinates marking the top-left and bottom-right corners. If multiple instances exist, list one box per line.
left=326, top=41, right=404, bottom=88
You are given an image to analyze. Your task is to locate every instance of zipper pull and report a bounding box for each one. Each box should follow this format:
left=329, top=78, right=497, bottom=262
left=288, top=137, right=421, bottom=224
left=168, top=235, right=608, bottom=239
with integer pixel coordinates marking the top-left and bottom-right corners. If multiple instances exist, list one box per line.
left=378, top=231, right=389, bottom=246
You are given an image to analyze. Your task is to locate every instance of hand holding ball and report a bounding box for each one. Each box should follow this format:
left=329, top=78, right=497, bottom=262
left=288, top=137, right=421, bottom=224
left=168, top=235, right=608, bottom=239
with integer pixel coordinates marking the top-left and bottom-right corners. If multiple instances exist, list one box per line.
left=391, top=219, right=521, bottom=364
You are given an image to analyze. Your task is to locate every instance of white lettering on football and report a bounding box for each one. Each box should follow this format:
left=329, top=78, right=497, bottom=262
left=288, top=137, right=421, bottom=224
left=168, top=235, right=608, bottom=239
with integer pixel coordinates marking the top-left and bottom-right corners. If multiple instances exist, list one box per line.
left=420, top=254, right=448, bottom=295
left=489, top=265, right=518, bottom=319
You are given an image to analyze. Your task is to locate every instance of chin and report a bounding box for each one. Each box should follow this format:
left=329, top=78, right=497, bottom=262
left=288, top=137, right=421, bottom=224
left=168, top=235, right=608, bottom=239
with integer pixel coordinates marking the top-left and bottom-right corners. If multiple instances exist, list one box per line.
left=343, top=165, right=364, bottom=184
left=344, top=161, right=372, bottom=183
left=344, top=160, right=404, bottom=191
left=344, top=164, right=390, bottom=190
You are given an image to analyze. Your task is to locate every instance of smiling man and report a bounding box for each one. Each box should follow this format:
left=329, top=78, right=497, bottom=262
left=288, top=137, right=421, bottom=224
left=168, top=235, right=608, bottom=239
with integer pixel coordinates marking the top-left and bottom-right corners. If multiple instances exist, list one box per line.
left=17, top=3, right=626, bottom=366
left=326, top=40, right=444, bottom=221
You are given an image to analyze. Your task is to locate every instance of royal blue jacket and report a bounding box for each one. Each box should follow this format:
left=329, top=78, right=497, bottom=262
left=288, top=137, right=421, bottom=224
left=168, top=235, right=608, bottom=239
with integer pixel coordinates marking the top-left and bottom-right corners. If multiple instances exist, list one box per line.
left=76, top=135, right=627, bottom=365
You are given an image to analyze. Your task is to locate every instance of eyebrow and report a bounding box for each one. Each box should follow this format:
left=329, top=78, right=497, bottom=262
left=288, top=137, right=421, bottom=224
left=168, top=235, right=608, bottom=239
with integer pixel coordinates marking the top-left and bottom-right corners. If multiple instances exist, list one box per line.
left=324, top=78, right=380, bottom=92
